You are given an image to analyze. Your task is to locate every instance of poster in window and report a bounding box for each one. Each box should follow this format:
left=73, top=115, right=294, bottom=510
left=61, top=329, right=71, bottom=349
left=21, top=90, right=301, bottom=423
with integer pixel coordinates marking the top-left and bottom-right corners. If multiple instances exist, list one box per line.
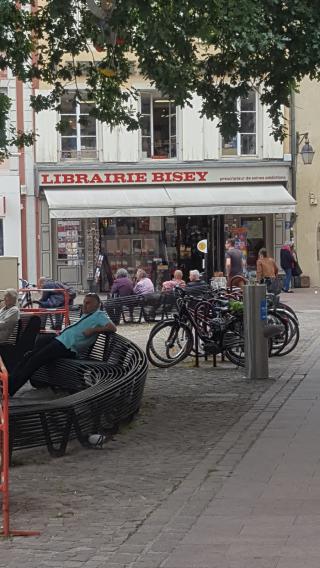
left=242, top=219, right=264, bottom=239
left=144, top=238, right=156, bottom=253
left=132, top=239, right=142, bottom=254
left=119, top=239, right=130, bottom=255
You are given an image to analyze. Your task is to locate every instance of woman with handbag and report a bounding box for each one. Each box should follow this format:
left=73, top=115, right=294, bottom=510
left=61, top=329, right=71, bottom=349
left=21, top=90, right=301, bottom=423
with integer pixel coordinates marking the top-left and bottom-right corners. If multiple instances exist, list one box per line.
left=256, top=248, right=279, bottom=292
left=291, top=244, right=303, bottom=280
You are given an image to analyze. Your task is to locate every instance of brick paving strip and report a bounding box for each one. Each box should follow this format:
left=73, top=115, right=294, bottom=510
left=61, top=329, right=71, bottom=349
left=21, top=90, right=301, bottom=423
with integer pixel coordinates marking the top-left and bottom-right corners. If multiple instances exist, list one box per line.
left=0, top=303, right=318, bottom=568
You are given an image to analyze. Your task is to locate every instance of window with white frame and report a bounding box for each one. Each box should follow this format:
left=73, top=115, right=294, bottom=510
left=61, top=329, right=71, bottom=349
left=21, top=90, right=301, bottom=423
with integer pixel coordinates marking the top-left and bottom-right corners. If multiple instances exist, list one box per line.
left=140, top=93, right=176, bottom=159
left=60, top=91, right=97, bottom=160
left=222, top=90, right=257, bottom=156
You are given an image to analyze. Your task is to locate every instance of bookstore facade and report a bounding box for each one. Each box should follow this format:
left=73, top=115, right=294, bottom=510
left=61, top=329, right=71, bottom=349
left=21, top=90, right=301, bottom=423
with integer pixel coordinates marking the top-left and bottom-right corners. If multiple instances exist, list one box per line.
left=38, top=162, right=295, bottom=292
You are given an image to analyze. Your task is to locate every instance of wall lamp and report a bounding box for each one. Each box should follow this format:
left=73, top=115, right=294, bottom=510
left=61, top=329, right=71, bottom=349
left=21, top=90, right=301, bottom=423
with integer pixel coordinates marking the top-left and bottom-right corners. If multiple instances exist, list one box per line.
left=296, top=132, right=315, bottom=165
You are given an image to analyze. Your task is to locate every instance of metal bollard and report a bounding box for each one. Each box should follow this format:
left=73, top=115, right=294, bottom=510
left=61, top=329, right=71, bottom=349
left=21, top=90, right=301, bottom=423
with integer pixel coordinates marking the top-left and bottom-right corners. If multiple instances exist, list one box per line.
left=244, top=283, right=269, bottom=379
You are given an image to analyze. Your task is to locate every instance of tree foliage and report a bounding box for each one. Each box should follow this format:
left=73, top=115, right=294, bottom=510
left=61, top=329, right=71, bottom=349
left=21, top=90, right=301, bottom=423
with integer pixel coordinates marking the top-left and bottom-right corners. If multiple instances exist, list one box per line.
left=1, top=0, right=320, bottom=156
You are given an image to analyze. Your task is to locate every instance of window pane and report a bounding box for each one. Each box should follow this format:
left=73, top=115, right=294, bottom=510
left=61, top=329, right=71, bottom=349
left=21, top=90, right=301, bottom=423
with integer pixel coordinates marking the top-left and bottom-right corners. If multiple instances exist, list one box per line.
left=241, top=134, right=256, bottom=155
left=80, top=115, right=96, bottom=136
left=61, top=137, right=77, bottom=159
left=80, top=101, right=94, bottom=114
left=81, top=137, right=96, bottom=150
left=153, top=101, right=169, bottom=157
left=142, top=137, right=151, bottom=158
left=141, top=95, right=151, bottom=115
left=61, top=116, right=77, bottom=136
left=170, top=116, right=176, bottom=136
left=222, top=137, right=237, bottom=156
left=241, top=91, right=256, bottom=111
left=60, top=92, right=77, bottom=113
left=61, top=137, right=77, bottom=150
left=170, top=137, right=176, bottom=158
left=240, top=112, right=256, bottom=133
left=140, top=115, right=150, bottom=137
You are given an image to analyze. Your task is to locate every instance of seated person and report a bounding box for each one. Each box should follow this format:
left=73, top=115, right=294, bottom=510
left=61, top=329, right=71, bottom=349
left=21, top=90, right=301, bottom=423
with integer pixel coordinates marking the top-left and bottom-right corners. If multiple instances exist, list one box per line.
left=133, top=269, right=154, bottom=295
left=111, top=268, right=134, bottom=297
left=186, top=269, right=206, bottom=288
left=162, top=269, right=186, bottom=293
left=0, top=288, right=20, bottom=344
left=110, top=268, right=134, bottom=324
left=9, top=293, right=116, bottom=397
left=38, top=276, right=65, bottom=308
left=38, top=276, right=75, bottom=330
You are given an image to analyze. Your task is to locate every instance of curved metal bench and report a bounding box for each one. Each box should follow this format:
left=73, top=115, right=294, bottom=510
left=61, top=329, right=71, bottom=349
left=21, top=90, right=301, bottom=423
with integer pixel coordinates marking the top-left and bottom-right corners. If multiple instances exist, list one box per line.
left=9, top=333, right=148, bottom=457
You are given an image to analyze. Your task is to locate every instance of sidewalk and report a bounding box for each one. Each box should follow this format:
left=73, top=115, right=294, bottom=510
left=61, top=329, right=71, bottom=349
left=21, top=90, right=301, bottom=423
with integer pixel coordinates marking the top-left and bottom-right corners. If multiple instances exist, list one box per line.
left=155, top=299, right=320, bottom=568
left=1, top=288, right=320, bottom=568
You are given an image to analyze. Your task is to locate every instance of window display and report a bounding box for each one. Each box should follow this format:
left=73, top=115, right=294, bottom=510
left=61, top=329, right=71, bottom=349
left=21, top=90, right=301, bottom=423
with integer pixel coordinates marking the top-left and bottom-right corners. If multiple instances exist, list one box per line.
left=98, top=216, right=209, bottom=291
left=57, top=220, right=84, bottom=265
left=86, top=219, right=99, bottom=280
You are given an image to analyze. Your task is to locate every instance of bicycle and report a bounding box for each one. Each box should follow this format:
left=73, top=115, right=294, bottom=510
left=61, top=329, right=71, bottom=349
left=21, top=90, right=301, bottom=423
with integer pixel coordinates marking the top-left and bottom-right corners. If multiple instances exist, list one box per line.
left=146, top=288, right=245, bottom=368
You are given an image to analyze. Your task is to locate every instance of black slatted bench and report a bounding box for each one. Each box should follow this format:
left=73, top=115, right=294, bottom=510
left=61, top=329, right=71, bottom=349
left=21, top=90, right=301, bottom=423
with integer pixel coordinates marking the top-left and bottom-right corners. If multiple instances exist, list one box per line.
left=9, top=333, right=148, bottom=457
left=103, top=293, right=178, bottom=324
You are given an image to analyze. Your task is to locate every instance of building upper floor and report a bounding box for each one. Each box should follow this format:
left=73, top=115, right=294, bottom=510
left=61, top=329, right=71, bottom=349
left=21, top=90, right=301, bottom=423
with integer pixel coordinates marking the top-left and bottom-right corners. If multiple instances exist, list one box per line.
left=35, top=82, right=289, bottom=166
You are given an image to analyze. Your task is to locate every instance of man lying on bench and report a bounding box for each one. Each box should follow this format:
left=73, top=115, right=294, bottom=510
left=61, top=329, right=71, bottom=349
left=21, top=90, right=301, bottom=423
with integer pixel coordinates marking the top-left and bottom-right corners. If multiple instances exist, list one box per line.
left=9, top=293, right=116, bottom=396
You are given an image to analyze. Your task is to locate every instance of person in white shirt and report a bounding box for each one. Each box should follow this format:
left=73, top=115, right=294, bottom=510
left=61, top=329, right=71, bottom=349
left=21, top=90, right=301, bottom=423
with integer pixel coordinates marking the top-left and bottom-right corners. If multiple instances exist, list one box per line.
left=133, top=269, right=155, bottom=295
left=0, top=288, right=20, bottom=344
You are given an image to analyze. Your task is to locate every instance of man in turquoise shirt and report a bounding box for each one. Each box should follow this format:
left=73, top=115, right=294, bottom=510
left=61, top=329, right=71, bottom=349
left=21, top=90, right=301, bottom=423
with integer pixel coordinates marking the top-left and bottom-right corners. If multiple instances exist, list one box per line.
left=9, top=293, right=116, bottom=396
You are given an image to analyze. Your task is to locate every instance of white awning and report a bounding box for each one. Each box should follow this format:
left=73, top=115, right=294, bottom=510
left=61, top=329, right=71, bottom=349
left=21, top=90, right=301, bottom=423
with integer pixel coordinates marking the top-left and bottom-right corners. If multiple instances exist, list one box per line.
left=44, top=184, right=295, bottom=218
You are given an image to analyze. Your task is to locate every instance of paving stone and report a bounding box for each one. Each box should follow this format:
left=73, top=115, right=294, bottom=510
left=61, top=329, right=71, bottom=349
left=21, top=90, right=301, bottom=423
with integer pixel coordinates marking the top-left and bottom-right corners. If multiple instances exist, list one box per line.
left=2, top=304, right=319, bottom=568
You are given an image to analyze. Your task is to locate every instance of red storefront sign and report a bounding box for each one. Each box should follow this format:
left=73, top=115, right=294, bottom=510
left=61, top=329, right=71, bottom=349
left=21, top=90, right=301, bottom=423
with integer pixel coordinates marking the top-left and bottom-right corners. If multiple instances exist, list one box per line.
left=40, top=170, right=209, bottom=186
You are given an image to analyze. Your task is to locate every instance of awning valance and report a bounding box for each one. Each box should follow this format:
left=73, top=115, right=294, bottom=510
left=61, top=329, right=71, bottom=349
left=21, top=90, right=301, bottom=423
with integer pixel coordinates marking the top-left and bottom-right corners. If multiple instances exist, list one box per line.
left=44, top=184, right=295, bottom=218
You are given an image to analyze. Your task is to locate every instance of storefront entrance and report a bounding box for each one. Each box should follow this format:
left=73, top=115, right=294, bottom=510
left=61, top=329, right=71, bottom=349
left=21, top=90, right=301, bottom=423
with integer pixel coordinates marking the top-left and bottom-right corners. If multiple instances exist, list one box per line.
left=98, top=215, right=217, bottom=292
left=47, top=211, right=272, bottom=292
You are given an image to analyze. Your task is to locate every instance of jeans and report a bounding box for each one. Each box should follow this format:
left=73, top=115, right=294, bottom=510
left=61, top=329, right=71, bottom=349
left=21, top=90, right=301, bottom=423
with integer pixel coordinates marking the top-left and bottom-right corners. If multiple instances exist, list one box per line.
left=9, top=335, right=75, bottom=396
left=283, top=268, right=292, bottom=291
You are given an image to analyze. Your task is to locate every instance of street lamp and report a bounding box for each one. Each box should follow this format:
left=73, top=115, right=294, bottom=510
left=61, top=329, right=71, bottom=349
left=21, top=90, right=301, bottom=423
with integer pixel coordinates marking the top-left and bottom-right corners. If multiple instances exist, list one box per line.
left=297, top=132, right=315, bottom=165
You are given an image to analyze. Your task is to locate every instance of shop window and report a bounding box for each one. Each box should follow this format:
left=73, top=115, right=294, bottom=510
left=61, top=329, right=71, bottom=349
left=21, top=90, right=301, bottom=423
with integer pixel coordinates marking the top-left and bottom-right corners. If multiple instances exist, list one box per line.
left=140, top=93, right=176, bottom=159
left=221, top=90, right=257, bottom=157
left=98, top=215, right=209, bottom=292
left=60, top=91, right=97, bottom=160
left=241, top=217, right=265, bottom=269
left=0, top=219, right=3, bottom=255
left=57, top=219, right=84, bottom=265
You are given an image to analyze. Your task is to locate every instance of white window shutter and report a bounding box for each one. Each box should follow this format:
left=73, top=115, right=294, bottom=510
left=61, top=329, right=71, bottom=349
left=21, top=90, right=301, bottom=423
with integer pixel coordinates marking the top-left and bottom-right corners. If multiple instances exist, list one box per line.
left=182, top=94, right=204, bottom=161
left=203, top=116, right=219, bottom=159
left=262, top=105, right=283, bottom=159
left=118, top=95, right=139, bottom=162
left=101, top=123, right=118, bottom=162
left=35, top=90, right=58, bottom=163
left=102, top=95, right=139, bottom=162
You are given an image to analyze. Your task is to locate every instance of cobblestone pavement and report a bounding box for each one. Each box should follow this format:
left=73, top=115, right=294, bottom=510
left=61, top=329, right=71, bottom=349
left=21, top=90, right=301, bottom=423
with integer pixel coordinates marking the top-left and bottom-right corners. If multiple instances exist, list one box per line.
left=0, top=290, right=319, bottom=567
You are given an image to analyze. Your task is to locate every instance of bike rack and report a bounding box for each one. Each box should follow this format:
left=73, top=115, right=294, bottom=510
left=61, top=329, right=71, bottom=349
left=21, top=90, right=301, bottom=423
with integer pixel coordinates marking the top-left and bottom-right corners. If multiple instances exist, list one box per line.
left=0, top=357, right=40, bottom=538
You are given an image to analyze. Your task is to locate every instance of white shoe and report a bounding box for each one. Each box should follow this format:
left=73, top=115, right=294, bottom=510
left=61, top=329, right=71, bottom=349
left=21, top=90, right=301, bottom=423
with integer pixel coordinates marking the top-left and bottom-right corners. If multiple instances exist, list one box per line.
left=88, top=433, right=106, bottom=448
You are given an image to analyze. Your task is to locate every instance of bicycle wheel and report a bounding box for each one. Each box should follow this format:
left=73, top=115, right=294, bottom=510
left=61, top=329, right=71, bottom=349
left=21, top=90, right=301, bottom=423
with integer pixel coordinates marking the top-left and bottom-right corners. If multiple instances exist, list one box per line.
left=273, top=309, right=300, bottom=356
left=223, top=318, right=245, bottom=367
left=146, top=320, right=193, bottom=368
left=267, top=311, right=289, bottom=356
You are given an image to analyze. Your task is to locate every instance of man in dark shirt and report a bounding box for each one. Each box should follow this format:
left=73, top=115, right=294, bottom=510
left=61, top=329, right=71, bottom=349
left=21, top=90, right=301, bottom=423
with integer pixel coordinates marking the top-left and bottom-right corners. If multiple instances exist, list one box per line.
left=225, top=238, right=244, bottom=285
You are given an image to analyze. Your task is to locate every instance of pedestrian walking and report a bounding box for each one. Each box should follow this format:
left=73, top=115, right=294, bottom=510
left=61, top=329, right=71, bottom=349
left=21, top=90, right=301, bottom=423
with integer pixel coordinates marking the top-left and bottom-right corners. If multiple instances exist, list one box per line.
left=280, top=241, right=294, bottom=293
left=225, top=238, right=245, bottom=287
